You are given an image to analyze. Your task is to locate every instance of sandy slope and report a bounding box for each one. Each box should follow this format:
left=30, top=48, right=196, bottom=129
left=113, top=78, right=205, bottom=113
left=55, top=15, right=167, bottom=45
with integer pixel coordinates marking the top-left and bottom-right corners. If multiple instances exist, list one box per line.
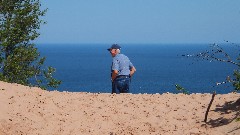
left=0, top=81, right=239, bottom=135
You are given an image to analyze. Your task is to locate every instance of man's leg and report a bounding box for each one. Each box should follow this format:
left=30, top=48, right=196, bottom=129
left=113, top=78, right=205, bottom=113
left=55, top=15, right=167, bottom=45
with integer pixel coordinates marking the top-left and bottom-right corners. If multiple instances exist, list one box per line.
left=112, top=81, right=120, bottom=94
left=122, top=78, right=130, bottom=93
left=112, top=82, right=116, bottom=94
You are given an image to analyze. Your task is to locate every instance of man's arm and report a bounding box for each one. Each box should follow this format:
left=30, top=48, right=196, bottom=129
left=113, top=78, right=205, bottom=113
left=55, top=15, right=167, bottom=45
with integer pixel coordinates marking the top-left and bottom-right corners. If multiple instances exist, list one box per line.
left=111, top=70, right=118, bottom=82
left=130, top=66, right=136, bottom=77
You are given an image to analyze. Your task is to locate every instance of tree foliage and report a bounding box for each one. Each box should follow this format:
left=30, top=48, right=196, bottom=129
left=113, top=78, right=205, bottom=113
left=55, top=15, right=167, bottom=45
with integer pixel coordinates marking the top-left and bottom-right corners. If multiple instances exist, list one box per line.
left=0, top=0, right=61, bottom=89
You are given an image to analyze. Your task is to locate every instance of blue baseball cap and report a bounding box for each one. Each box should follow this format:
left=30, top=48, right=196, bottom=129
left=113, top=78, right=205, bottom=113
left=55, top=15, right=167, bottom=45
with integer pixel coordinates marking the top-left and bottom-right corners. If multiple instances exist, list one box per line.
left=107, top=44, right=121, bottom=51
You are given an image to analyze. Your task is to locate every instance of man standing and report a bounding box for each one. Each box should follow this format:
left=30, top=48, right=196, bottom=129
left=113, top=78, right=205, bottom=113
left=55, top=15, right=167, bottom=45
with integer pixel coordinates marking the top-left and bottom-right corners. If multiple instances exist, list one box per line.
left=108, top=44, right=136, bottom=94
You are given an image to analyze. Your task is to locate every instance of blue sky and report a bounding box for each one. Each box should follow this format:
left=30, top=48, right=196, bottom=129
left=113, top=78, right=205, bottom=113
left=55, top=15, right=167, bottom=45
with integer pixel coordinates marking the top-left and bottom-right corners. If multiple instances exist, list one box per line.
left=37, top=0, right=240, bottom=44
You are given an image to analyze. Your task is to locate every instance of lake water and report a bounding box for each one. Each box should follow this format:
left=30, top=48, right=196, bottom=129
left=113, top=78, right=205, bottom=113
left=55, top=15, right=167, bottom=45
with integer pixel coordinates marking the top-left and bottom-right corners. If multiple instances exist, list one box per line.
left=37, top=43, right=237, bottom=94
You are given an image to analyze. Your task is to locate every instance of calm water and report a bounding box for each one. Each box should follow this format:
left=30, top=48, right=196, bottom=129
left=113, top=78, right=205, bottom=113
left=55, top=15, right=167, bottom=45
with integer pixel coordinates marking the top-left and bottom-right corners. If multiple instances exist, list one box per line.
left=37, top=44, right=237, bottom=94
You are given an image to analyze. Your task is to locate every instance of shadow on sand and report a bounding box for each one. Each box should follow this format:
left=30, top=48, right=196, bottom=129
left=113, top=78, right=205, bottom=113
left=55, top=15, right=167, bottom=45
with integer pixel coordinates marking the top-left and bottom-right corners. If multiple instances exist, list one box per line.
left=204, top=98, right=240, bottom=133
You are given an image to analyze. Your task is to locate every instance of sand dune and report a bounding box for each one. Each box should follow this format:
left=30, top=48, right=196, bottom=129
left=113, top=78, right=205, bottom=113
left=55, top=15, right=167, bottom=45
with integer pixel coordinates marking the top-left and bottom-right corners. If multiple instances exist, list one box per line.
left=0, top=81, right=239, bottom=135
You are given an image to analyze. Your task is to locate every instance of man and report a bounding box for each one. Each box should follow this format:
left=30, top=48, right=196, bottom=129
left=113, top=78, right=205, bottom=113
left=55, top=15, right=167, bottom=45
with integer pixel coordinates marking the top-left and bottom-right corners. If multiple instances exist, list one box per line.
left=108, top=44, right=136, bottom=94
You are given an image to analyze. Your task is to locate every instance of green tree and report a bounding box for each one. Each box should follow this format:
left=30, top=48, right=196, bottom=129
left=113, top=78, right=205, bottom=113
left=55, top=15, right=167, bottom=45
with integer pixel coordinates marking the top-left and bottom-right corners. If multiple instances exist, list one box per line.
left=0, top=0, right=61, bottom=89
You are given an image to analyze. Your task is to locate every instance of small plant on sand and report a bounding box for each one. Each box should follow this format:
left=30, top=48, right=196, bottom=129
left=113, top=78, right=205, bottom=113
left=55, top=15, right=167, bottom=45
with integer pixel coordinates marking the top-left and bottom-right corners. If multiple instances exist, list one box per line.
left=236, top=118, right=240, bottom=122
left=175, top=84, right=190, bottom=95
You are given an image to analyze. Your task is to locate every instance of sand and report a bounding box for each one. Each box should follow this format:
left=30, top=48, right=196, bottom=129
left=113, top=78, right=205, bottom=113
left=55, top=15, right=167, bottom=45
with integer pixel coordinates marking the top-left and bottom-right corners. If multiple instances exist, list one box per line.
left=0, top=81, right=239, bottom=135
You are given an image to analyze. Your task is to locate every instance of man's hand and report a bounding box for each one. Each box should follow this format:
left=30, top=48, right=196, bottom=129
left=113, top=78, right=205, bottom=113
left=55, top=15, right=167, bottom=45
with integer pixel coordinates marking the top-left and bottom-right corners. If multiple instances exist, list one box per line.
left=111, top=70, right=118, bottom=82
left=130, top=66, right=136, bottom=77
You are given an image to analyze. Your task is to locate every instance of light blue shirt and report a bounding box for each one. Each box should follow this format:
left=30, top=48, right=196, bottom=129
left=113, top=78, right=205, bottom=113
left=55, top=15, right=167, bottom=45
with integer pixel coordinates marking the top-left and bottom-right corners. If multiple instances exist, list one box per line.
left=112, top=54, right=134, bottom=76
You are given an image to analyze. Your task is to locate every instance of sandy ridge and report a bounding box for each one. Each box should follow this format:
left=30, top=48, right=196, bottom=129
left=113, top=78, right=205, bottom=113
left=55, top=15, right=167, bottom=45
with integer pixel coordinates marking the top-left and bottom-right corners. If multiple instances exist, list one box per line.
left=0, top=81, right=239, bottom=135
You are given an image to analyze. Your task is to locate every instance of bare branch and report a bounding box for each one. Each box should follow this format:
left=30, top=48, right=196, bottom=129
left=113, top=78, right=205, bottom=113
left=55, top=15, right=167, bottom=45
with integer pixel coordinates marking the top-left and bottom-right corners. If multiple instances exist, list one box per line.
left=184, top=43, right=239, bottom=66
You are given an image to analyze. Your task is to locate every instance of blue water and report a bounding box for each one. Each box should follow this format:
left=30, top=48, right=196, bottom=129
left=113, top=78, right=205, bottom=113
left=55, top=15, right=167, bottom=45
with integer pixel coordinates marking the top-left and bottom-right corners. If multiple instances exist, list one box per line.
left=37, top=44, right=237, bottom=94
